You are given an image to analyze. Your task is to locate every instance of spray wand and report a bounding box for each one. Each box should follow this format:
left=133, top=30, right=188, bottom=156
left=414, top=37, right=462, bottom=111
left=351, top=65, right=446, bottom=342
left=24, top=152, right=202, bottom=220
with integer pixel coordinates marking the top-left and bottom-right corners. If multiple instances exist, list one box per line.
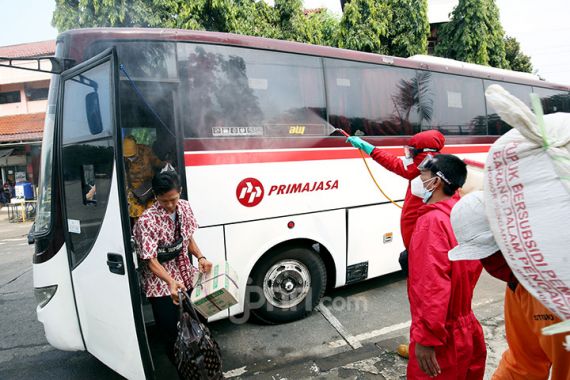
left=335, top=128, right=403, bottom=209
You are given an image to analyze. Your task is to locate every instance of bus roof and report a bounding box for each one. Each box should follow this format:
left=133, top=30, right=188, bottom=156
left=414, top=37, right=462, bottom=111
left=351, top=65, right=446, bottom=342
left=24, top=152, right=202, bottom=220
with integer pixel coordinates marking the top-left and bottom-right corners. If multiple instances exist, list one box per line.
left=60, top=28, right=570, bottom=91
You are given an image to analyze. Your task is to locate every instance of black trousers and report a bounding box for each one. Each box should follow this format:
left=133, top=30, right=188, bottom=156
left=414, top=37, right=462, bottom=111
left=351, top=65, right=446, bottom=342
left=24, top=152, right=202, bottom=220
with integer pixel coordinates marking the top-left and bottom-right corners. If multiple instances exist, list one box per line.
left=149, top=296, right=179, bottom=362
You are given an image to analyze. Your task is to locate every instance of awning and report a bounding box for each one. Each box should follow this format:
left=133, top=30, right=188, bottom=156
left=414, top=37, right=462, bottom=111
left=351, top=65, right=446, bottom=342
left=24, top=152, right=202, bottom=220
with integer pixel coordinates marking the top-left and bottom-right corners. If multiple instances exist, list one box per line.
left=0, top=148, right=14, bottom=159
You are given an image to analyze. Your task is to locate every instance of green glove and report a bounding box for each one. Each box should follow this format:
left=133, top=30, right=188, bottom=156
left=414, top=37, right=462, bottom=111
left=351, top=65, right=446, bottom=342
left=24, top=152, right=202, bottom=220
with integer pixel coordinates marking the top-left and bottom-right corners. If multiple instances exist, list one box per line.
left=347, top=136, right=375, bottom=155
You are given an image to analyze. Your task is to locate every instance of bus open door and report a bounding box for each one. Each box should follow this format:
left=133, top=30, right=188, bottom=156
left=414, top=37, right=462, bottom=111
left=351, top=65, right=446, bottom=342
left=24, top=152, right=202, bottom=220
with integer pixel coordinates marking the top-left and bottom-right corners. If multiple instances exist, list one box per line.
left=57, top=47, right=152, bottom=379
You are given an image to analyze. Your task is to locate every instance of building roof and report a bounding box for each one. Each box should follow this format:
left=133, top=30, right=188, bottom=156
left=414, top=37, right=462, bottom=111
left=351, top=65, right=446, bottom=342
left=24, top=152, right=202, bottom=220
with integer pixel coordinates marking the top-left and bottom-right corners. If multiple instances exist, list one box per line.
left=0, top=40, right=56, bottom=59
left=0, top=113, right=44, bottom=143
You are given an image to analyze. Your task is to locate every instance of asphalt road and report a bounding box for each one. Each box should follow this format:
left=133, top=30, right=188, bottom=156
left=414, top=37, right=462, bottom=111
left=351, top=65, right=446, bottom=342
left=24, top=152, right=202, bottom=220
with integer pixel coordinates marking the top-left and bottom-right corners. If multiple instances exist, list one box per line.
left=0, top=216, right=507, bottom=379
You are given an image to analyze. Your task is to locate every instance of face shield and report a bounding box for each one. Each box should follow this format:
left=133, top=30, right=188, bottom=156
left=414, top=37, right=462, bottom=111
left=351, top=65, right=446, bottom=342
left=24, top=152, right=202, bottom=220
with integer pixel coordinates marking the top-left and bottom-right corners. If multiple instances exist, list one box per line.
left=418, top=154, right=452, bottom=185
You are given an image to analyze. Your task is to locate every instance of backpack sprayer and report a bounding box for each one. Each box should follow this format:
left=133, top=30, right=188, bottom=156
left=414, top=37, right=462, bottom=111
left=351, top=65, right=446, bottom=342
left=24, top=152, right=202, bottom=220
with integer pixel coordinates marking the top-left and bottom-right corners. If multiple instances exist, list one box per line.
left=334, top=128, right=403, bottom=209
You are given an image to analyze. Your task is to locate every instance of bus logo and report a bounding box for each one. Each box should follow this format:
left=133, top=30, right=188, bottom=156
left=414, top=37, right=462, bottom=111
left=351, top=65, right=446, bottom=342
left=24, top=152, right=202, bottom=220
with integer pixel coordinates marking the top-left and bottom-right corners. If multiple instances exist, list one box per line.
left=236, top=178, right=264, bottom=207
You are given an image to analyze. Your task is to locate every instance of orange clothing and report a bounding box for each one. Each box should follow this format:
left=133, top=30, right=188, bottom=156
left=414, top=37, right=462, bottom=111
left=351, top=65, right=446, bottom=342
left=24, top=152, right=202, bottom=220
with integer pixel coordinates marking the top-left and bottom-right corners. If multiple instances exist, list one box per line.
left=493, top=285, right=570, bottom=380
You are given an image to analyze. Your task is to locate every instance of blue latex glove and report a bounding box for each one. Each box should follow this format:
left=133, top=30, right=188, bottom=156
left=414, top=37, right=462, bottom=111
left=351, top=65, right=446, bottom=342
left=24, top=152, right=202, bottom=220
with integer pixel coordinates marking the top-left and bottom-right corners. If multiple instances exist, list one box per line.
left=347, top=136, right=375, bottom=155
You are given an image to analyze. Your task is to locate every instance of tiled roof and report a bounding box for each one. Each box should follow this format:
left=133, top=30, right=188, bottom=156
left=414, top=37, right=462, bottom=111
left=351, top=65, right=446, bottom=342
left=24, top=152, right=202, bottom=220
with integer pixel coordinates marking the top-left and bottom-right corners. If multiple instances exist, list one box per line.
left=0, top=113, right=44, bottom=143
left=303, top=8, right=325, bottom=15
left=0, top=40, right=56, bottom=59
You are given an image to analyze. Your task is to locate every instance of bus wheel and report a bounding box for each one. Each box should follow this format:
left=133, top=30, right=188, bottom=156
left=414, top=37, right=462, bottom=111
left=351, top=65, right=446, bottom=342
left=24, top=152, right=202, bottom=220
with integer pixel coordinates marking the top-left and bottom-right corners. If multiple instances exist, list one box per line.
left=248, top=246, right=327, bottom=324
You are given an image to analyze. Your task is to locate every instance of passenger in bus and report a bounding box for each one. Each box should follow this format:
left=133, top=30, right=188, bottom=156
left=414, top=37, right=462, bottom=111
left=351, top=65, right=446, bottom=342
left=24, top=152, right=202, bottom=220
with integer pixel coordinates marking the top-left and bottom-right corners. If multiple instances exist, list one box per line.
left=406, top=154, right=485, bottom=379
left=133, top=171, right=213, bottom=362
left=347, top=130, right=447, bottom=360
left=123, top=135, right=165, bottom=219
left=449, top=192, right=570, bottom=380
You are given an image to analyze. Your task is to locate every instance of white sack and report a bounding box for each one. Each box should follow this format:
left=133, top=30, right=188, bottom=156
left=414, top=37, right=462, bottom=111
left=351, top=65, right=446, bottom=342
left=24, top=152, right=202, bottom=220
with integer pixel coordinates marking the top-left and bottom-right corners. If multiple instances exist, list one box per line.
left=484, top=84, right=570, bottom=321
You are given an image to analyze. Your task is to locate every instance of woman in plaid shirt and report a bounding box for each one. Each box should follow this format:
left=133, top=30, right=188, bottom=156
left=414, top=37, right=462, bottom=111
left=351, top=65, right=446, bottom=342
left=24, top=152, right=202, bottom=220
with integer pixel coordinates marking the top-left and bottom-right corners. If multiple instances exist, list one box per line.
left=134, top=171, right=212, bottom=361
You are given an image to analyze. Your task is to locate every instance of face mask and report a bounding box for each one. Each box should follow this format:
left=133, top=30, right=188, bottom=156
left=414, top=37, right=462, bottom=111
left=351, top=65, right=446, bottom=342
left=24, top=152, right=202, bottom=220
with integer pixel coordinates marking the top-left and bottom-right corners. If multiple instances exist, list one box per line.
left=410, top=176, right=425, bottom=198
left=411, top=176, right=437, bottom=202
left=421, top=177, right=438, bottom=203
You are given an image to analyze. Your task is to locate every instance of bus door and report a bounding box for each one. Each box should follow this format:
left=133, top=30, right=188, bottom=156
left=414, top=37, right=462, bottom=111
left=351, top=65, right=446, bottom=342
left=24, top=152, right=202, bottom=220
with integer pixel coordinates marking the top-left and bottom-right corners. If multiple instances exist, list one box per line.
left=59, top=48, right=152, bottom=379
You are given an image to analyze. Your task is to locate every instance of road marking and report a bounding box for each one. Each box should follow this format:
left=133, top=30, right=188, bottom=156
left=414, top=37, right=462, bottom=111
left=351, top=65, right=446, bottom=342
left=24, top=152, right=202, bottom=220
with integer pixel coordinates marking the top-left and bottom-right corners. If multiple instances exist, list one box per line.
left=224, top=366, right=247, bottom=378
left=316, top=304, right=362, bottom=350
left=328, top=320, right=411, bottom=348
left=0, top=237, right=26, bottom=242
left=327, top=298, right=501, bottom=348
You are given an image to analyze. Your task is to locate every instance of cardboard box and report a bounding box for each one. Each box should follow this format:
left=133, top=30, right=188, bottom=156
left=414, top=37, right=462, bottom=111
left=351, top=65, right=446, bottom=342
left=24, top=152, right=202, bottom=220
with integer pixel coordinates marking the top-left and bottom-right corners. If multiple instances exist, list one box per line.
left=191, top=262, right=239, bottom=318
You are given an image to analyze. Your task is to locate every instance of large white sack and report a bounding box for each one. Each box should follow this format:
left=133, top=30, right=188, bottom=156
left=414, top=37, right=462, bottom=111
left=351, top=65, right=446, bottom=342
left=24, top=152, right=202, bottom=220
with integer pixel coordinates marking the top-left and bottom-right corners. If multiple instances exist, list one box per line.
left=484, top=84, right=570, bottom=321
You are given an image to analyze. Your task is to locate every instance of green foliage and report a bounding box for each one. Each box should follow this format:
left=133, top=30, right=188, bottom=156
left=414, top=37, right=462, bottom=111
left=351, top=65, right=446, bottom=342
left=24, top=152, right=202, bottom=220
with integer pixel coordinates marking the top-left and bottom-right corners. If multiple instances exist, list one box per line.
left=383, top=0, right=429, bottom=57
left=435, top=0, right=508, bottom=68
left=52, top=0, right=163, bottom=30
left=337, top=0, right=392, bottom=54
left=504, top=36, right=533, bottom=73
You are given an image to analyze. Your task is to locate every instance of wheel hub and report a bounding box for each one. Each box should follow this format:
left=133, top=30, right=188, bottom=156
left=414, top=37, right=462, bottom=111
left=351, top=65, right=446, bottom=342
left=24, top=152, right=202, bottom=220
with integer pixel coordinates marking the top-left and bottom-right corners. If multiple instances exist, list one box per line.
left=263, top=260, right=311, bottom=309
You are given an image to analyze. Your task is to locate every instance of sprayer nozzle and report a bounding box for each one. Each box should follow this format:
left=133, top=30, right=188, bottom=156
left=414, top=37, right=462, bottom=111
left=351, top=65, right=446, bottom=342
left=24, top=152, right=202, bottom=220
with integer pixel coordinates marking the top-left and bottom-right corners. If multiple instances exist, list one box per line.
left=336, top=128, right=350, bottom=137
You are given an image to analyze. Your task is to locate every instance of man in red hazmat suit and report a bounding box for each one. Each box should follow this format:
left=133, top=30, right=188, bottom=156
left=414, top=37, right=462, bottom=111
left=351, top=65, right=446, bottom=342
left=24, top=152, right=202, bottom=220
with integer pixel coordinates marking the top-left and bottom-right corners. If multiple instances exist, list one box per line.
left=347, top=130, right=445, bottom=249
left=347, top=130, right=447, bottom=359
left=407, top=154, right=485, bottom=379
left=449, top=191, right=570, bottom=380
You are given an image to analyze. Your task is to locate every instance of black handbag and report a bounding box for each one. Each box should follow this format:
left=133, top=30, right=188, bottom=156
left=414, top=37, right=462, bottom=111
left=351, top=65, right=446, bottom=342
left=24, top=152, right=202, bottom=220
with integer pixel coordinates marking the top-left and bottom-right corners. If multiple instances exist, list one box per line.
left=131, top=180, right=154, bottom=204
left=174, top=290, right=223, bottom=380
left=156, top=214, right=183, bottom=263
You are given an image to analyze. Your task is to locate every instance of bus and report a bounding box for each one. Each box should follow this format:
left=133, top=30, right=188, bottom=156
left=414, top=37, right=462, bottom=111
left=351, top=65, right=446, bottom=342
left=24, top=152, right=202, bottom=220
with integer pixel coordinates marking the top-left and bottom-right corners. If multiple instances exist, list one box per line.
left=15, top=28, right=570, bottom=378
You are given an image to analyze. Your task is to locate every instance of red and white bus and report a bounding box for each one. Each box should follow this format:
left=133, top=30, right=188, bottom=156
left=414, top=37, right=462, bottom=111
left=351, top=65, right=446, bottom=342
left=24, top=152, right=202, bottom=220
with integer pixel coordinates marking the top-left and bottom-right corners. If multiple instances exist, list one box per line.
left=17, top=28, right=569, bottom=378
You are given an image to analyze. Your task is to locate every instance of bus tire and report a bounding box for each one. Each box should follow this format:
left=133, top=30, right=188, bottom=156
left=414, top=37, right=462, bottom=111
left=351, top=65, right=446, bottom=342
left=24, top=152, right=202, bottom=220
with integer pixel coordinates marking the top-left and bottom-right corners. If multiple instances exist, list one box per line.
left=248, top=246, right=327, bottom=324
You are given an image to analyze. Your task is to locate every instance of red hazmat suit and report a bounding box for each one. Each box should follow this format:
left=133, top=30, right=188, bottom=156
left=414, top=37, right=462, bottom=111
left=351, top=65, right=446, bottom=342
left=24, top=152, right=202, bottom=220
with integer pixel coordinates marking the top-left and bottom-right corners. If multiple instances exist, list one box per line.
left=407, top=198, right=486, bottom=379
left=370, top=130, right=446, bottom=249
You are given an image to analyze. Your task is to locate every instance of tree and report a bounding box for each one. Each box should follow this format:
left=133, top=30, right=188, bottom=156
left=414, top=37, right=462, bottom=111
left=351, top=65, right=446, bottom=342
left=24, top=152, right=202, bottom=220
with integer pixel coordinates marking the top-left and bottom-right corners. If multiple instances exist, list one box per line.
left=52, top=0, right=164, bottom=30
left=337, top=0, right=392, bottom=54
left=383, top=0, right=429, bottom=57
left=504, top=36, right=533, bottom=73
left=435, top=0, right=508, bottom=68
left=301, top=10, right=340, bottom=46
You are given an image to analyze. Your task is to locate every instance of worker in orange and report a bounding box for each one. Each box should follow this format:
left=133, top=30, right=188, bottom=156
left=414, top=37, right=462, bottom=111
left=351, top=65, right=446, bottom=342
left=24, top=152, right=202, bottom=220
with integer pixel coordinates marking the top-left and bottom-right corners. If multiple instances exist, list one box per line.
left=123, top=135, right=165, bottom=219
left=449, top=191, right=570, bottom=380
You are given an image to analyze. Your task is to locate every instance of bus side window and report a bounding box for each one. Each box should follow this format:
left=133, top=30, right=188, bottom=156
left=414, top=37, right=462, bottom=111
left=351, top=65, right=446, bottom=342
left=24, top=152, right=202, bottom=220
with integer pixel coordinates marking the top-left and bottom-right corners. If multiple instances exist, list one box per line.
left=532, top=86, right=570, bottom=115
left=177, top=44, right=327, bottom=139
left=324, top=59, right=421, bottom=137
left=421, top=72, right=487, bottom=135
left=484, top=80, right=533, bottom=135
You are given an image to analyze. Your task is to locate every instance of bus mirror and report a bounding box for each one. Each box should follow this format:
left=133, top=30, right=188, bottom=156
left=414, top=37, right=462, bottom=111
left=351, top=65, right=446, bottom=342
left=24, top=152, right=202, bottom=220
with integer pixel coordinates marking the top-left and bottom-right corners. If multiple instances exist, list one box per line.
left=85, top=92, right=103, bottom=135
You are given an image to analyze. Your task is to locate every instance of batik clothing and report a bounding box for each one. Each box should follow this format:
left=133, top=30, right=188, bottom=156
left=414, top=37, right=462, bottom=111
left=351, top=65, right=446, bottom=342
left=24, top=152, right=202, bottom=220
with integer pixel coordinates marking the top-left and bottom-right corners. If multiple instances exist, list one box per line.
left=125, top=144, right=164, bottom=218
left=134, top=199, right=198, bottom=298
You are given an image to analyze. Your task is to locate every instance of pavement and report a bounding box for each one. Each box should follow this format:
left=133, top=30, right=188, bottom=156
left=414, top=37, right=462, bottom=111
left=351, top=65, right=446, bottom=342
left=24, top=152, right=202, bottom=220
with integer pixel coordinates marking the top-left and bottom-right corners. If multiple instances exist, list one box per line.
left=0, top=210, right=510, bottom=379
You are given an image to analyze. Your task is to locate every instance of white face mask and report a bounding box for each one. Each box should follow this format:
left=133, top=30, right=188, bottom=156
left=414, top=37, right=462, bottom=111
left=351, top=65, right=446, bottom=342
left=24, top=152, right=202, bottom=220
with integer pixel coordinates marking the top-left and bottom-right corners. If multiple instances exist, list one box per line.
left=411, top=176, right=437, bottom=202
left=410, top=176, right=425, bottom=198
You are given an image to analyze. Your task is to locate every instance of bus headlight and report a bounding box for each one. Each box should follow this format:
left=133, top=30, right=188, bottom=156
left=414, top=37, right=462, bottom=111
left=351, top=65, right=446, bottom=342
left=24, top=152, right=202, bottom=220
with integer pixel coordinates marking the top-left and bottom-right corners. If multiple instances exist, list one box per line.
left=34, top=285, right=58, bottom=309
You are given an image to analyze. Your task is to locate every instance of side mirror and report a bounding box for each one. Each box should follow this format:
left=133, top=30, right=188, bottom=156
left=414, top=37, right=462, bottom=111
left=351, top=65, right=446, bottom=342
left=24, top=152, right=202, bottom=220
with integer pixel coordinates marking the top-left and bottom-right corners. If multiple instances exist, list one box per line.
left=28, top=222, right=35, bottom=245
left=86, top=92, right=103, bottom=135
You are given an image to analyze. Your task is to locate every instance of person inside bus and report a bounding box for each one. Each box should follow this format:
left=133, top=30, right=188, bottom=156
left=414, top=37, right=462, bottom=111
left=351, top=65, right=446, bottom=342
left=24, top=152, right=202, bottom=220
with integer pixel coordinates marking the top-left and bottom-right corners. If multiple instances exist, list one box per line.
left=407, top=154, right=485, bottom=379
left=133, top=170, right=213, bottom=362
left=449, top=191, right=570, bottom=380
left=123, top=135, right=165, bottom=220
left=346, top=129, right=446, bottom=358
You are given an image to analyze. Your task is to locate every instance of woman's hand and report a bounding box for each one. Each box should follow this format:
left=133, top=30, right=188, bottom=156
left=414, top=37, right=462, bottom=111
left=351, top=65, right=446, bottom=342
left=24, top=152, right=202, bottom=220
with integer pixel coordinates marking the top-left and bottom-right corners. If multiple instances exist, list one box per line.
left=415, top=343, right=441, bottom=377
left=198, top=257, right=213, bottom=273
left=169, top=280, right=187, bottom=305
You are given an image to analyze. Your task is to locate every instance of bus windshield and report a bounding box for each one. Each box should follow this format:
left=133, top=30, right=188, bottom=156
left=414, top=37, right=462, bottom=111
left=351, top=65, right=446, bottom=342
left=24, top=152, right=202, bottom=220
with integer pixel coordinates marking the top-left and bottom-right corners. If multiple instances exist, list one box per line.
left=35, top=102, right=56, bottom=235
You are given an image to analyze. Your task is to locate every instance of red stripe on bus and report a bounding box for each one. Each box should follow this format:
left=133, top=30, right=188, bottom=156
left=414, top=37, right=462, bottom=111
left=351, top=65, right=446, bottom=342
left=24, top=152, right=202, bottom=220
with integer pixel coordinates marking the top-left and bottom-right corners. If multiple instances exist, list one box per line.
left=463, top=158, right=485, bottom=169
left=184, top=145, right=491, bottom=166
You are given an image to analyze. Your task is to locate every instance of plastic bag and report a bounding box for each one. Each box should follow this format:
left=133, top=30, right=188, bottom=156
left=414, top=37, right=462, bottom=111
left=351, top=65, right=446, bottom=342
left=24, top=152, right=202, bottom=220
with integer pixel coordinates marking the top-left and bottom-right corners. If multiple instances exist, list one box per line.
left=174, top=290, right=223, bottom=380
left=484, top=84, right=570, bottom=323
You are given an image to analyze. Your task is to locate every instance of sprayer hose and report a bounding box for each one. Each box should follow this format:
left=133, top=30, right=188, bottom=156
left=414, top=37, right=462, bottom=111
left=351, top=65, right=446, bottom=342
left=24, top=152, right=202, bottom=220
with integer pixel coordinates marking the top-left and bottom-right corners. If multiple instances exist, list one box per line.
left=358, top=150, right=403, bottom=209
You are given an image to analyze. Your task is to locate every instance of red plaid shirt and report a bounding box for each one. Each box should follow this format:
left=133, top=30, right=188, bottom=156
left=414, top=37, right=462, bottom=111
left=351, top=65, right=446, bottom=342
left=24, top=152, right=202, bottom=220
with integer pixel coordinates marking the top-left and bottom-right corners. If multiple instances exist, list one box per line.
left=134, top=199, right=198, bottom=298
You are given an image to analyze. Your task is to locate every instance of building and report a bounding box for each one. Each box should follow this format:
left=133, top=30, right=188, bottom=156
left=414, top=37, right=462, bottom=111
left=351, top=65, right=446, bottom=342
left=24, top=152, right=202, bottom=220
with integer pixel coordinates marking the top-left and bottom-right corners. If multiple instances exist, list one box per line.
left=0, top=40, right=55, bottom=191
